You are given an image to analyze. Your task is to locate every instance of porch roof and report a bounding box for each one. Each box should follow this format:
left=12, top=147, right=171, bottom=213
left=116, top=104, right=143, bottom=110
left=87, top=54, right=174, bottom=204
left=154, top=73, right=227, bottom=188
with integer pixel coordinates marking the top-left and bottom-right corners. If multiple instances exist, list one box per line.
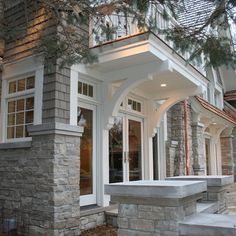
left=194, top=96, right=236, bottom=125
left=90, top=31, right=208, bottom=85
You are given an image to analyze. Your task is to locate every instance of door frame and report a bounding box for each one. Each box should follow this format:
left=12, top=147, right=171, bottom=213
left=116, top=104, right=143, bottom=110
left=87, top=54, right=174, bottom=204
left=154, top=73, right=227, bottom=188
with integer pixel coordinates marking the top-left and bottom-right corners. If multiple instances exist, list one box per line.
left=112, top=112, right=144, bottom=182
left=79, top=102, right=97, bottom=206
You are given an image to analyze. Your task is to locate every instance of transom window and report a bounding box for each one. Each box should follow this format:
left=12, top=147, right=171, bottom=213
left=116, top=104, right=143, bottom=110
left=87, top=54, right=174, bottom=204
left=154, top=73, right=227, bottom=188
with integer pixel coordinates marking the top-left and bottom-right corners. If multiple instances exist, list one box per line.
left=128, top=99, right=142, bottom=112
left=78, top=81, right=94, bottom=98
left=9, top=76, right=35, bottom=94
left=6, top=76, right=35, bottom=140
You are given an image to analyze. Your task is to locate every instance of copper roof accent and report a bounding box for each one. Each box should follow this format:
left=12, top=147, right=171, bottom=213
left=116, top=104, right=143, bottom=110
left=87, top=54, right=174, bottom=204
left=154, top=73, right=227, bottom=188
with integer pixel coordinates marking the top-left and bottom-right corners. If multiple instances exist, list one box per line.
left=195, top=96, right=236, bottom=125
left=224, top=94, right=236, bottom=101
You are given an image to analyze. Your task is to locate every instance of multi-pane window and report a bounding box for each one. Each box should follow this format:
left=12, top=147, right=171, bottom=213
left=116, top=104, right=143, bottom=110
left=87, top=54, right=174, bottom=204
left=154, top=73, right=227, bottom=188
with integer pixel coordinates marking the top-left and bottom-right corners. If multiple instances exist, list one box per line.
left=128, top=99, right=142, bottom=113
left=7, top=76, right=35, bottom=140
left=9, top=76, right=35, bottom=94
left=78, top=81, right=94, bottom=98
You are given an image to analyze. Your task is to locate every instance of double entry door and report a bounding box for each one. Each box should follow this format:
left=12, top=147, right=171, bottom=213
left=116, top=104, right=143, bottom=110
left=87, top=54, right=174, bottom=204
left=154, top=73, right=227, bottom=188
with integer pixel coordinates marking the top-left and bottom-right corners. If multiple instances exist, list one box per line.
left=109, top=114, right=143, bottom=183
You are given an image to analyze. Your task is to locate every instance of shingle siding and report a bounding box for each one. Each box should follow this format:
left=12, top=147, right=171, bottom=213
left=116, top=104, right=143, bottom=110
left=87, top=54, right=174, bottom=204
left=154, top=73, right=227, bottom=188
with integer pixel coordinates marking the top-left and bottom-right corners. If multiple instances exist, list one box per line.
left=4, top=1, right=57, bottom=62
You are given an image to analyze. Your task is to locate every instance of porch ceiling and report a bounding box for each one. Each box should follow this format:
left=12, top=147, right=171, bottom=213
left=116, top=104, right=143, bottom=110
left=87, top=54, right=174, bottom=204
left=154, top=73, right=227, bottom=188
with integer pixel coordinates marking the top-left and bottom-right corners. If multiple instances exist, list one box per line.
left=133, top=70, right=195, bottom=100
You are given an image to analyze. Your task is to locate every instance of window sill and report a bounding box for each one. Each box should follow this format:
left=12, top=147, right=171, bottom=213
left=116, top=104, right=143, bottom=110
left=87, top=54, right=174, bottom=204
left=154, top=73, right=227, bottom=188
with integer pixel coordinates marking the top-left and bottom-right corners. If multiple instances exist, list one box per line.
left=0, top=140, right=32, bottom=149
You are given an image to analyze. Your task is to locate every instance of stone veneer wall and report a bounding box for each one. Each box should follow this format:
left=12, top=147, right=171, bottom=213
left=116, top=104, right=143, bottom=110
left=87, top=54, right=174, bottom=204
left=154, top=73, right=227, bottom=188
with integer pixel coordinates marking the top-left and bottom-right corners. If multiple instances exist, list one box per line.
left=80, top=212, right=105, bottom=232
left=166, top=100, right=194, bottom=176
left=117, top=201, right=196, bottom=236
left=221, top=135, right=234, bottom=175
left=233, top=128, right=236, bottom=181
left=191, top=122, right=205, bottom=175
left=0, top=127, right=82, bottom=235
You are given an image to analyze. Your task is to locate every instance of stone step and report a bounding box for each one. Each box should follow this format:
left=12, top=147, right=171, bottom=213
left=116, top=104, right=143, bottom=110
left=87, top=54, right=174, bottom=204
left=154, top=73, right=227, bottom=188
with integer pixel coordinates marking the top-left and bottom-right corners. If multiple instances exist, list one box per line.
left=196, top=201, right=218, bottom=213
left=179, top=213, right=236, bottom=236
left=105, top=208, right=118, bottom=227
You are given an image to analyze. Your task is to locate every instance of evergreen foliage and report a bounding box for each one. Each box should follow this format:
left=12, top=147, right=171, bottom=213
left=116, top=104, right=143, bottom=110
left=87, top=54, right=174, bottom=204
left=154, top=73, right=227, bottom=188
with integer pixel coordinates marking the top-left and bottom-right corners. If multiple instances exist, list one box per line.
left=0, top=0, right=236, bottom=69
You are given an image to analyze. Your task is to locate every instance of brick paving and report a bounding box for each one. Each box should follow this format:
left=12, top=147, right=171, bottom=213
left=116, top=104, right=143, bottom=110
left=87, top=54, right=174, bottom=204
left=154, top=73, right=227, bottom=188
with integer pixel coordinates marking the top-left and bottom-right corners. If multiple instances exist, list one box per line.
left=81, top=225, right=117, bottom=236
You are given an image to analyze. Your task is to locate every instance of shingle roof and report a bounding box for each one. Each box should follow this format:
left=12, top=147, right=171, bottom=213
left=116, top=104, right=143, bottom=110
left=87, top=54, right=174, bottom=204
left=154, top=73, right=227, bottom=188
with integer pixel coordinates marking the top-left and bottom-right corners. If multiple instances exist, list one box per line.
left=177, top=0, right=215, bottom=29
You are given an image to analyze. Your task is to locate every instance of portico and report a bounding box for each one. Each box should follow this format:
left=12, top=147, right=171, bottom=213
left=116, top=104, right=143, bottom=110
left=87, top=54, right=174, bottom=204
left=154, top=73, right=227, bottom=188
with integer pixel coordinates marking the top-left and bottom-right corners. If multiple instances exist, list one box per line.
left=71, top=32, right=208, bottom=207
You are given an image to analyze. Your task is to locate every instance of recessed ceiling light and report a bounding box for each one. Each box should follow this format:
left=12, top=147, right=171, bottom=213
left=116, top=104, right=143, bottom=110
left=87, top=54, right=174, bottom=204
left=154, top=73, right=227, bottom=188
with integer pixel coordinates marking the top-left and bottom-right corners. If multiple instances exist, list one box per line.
left=212, top=122, right=217, bottom=125
left=160, top=83, right=167, bottom=87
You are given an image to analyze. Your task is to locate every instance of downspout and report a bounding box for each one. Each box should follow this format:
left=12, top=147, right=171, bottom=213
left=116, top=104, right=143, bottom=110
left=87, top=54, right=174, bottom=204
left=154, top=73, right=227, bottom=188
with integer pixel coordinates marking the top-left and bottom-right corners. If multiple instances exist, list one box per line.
left=183, top=99, right=190, bottom=175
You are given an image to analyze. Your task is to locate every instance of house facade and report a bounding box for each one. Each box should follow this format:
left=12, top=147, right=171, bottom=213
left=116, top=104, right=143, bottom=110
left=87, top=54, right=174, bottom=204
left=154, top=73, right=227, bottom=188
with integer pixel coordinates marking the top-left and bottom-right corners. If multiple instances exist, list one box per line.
left=0, top=1, right=236, bottom=235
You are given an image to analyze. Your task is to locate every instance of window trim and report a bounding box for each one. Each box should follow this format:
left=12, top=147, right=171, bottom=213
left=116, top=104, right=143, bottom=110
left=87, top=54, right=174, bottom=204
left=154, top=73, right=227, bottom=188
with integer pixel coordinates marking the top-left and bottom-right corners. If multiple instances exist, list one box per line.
left=120, top=96, right=144, bottom=115
left=77, top=77, right=97, bottom=101
left=0, top=55, right=44, bottom=143
left=6, top=93, right=35, bottom=141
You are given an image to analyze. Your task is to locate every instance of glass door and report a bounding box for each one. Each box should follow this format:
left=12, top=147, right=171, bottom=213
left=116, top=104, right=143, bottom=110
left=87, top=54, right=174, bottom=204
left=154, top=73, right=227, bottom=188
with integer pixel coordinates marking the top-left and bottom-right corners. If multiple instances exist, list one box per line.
left=78, top=104, right=96, bottom=206
left=109, top=115, right=143, bottom=183
left=127, top=118, right=142, bottom=181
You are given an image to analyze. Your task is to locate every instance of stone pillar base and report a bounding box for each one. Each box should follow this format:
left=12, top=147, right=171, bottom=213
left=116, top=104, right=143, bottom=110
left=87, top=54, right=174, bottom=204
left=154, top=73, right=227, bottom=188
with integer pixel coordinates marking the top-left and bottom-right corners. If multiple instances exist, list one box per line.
left=105, top=180, right=207, bottom=236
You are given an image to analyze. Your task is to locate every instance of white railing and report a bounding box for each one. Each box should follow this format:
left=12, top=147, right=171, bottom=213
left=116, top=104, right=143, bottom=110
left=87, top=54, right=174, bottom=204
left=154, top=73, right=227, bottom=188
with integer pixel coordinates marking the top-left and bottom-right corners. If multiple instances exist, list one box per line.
left=89, top=5, right=173, bottom=46
left=89, top=5, right=206, bottom=75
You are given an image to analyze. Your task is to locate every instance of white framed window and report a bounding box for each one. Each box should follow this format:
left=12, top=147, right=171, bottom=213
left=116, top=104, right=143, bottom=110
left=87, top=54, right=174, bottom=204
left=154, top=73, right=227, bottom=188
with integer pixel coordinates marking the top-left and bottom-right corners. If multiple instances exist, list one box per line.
left=119, top=96, right=144, bottom=116
left=127, top=98, right=142, bottom=113
left=0, top=55, right=44, bottom=143
left=78, top=80, right=96, bottom=100
left=78, top=81, right=94, bottom=98
left=6, top=76, right=35, bottom=140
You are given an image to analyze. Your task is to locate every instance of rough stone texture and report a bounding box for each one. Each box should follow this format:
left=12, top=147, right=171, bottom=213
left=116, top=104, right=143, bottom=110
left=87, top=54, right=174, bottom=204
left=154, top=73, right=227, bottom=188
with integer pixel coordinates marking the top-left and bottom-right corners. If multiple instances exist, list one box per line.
left=0, top=129, right=81, bottom=236
left=226, top=183, right=236, bottom=207
left=220, top=135, right=234, bottom=176
left=166, top=103, right=186, bottom=176
left=166, top=100, right=193, bottom=177
left=191, top=122, right=205, bottom=175
left=166, top=141, right=178, bottom=177
left=166, top=176, right=234, bottom=213
left=106, top=181, right=206, bottom=236
left=179, top=213, right=236, bottom=236
left=106, top=210, right=118, bottom=227
left=233, top=128, right=236, bottom=181
left=80, top=212, right=105, bottom=232
left=115, top=199, right=197, bottom=236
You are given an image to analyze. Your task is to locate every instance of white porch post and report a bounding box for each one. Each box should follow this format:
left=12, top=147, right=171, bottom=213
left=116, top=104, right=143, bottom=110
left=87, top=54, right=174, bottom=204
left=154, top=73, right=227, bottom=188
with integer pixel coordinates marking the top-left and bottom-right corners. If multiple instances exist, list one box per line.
left=97, top=127, right=110, bottom=206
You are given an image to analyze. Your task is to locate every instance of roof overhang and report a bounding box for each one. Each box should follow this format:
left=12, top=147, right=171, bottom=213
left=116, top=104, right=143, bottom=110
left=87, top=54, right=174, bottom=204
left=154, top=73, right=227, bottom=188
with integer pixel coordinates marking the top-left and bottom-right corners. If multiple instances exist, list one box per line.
left=220, top=66, right=236, bottom=92
left=191, top=96, right=236, bottom=127
left=89, top=32, right=208, bottom=100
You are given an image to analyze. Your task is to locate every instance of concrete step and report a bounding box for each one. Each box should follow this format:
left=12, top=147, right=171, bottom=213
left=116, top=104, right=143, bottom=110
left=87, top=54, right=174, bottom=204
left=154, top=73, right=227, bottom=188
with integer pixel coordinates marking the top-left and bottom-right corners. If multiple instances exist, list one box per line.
left=105, top=208, right=118, bottom=227
left=179, top=213, right=236, bottom=236
left=196, top=201, right=218, bottom=213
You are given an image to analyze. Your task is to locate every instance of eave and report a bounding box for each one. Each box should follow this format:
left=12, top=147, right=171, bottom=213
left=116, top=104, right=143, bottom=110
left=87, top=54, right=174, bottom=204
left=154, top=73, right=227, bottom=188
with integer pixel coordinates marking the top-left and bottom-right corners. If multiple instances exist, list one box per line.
left=194, top=96, right=236, bottom=125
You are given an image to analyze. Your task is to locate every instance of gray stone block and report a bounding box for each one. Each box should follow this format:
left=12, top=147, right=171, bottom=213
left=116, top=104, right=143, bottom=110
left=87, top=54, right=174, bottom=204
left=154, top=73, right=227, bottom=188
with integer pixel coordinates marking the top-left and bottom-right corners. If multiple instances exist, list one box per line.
left=179, top=213, right=236, bottom=236
left=166, top=175, right=234, bottom=187
left=129, top=218, right=155, bottom=232
left=105, top=180, right=207, bottom=199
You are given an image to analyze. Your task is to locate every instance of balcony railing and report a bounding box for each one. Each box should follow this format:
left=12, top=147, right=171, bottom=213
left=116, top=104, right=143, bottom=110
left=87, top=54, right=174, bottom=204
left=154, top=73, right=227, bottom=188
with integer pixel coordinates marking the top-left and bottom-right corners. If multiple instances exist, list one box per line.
left=89, top=5, right=174, bottom=46
left=89, top=5, right=205, bottom=75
